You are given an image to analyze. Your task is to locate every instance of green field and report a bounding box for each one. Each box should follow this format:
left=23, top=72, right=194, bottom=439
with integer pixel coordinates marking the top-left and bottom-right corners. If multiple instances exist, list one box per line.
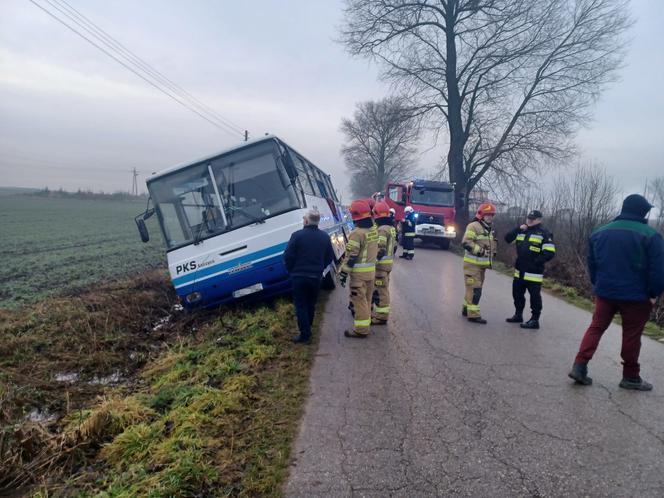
left=0, top=195, right=165, bottom=308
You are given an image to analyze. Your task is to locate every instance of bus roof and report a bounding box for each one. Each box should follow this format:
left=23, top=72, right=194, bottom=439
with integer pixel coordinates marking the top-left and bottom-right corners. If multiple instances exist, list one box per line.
left=147, top=135, right=333, bottom=184
left=147, top=135, right=280, bottom=183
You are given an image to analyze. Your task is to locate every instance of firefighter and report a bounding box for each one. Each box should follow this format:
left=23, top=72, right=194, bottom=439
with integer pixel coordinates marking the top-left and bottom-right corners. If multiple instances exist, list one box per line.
left=371, top=201, right=396, bottom=325
left=339, top=200, right=378, bottom=338
left=389, top=207, right=397, bottom=228
left=504, top=210, right=556, bottom=329
left=461, top=203, right=497, bottom=324
left=399, top=205, right=416, bottom=260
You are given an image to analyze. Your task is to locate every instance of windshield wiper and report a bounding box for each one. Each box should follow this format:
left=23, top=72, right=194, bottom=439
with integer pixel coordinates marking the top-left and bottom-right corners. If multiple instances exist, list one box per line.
left=192, top=202, right=223, bottom=245
left=230, top=206, right=266, bottom=225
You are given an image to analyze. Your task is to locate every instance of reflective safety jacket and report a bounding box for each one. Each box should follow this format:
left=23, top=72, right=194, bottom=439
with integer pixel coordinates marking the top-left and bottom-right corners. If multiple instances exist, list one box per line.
left=462, top=219, right=497, bottom=267
left=376, top=224, right=396, bottom=272
left=505, top=225, right=555, bottom=283
left=341, top=225, right=378, bottom=280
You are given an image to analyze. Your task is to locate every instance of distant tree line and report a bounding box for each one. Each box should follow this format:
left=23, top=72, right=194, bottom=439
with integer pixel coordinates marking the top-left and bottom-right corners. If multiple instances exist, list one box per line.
left=31, top=187, right=148, bottom=201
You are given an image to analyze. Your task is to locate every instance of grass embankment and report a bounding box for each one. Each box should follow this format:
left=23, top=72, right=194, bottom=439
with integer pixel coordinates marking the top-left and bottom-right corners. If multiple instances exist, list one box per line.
left=1, top=269, right=316, bottom=496
left=448, top=242, right=664, bottom=341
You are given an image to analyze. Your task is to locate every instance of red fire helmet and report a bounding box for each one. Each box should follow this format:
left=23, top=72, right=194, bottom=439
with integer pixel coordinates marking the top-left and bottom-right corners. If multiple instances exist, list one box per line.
left=476, top=202, right=497, bottom=219
left=350, top=200, right=373, bottom=221
left=372, top=201, right=391, bottom=218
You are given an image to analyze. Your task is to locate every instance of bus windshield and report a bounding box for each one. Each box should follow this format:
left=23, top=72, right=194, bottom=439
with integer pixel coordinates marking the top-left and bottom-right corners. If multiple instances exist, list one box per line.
left=412, top=188, right=454, bottom=207
left=149, top=140, right=300, bottom=249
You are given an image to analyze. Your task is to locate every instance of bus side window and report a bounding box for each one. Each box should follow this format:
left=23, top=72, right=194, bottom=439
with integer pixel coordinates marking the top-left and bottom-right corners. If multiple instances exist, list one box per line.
left=324, top=175, right=338, bottom=202
left=294, top=155, right=315, bottom=196
left=311, top=165, right=328, bottom=198
left=302, top=160, right=319, bottom=197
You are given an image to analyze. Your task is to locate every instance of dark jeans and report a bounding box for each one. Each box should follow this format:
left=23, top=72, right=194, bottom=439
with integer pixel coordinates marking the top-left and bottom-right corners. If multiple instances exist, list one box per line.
left=512, top=278, right=542, bottom=318
left=574, top=297, right=653, bottom=378
left=291, top=276, right=321, bottom=340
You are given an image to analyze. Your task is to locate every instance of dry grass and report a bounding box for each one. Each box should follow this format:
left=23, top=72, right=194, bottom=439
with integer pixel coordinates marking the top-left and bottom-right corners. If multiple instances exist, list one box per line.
left=1, top=269, right=318, bottom=497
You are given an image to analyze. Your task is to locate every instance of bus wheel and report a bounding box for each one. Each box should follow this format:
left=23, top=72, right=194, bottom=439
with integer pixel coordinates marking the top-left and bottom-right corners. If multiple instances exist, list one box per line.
left=437, top=239, right=451, bottom=250
left=321, top=265, right=339, bottom=290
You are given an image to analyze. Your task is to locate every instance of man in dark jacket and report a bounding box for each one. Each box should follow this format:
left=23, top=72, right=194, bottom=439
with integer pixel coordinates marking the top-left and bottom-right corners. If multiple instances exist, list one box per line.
left=283, top=209, right=335, bottom=344
left=569, top=194, right=664, bottom=391
left=504, top=210, right=556, bottom=329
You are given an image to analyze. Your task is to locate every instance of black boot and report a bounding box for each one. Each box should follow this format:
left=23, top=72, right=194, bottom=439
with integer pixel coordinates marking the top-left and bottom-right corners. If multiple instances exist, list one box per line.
left=619, top=377, right=653, bottom=391
left=506, top=313, right=523, bottom=323
left=462, top=307, right=468, bottom=317
left=520, top=318, right=540, bottom=329
left=292, top=335, right=311, bottom=344
left=568, top=363, right=592, bottom=385
left=468, top=317, right=487, bottom=324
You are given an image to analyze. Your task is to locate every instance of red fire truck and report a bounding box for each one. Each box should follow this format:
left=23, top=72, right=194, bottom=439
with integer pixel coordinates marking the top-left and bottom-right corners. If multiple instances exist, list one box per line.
left=384, top=179, right=457, bottom=249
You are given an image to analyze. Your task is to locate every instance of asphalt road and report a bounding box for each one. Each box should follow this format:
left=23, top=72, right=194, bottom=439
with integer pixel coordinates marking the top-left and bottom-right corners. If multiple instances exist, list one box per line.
left=285, top=246, right=664, bottom=497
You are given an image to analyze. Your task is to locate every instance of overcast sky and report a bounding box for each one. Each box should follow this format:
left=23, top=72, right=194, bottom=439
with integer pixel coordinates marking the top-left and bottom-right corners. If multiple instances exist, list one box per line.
left=0, top=0, right=662, bottom=201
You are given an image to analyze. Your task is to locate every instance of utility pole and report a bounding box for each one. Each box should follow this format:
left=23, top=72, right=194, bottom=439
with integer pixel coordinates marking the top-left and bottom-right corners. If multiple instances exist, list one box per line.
left=244, top=130, right=249, bottom=142
left=131, top=168, right=139, bottom=196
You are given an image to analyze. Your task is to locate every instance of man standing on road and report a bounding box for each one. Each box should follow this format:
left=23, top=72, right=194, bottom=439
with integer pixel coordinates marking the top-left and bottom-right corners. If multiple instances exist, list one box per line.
left=461, top=203, right=497, bottom=324
left=283, top=209, right=335, bottom=344
left=568, top=194, right=664, bottom=390
left=504, top=210, right=556, bottom=330
left=339, top=200, right=378, bottom=338
left=399, top=206, right=416, bottom=260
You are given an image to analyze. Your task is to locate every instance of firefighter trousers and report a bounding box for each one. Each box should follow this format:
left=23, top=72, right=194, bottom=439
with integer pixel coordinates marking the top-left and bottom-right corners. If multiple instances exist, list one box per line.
left=350, top=274, right=375, bottom=335
left=402, top=234, right=415, bottom=257
left=463, top=264, right=486, bottom=318
left=372, top=269, right=391, bottom=322
left=512, top=278, right=542, bottom=319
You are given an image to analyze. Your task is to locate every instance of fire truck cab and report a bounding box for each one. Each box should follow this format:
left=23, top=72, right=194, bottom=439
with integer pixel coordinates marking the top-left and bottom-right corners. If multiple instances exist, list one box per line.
left=384, top=179, right=457, bottom=249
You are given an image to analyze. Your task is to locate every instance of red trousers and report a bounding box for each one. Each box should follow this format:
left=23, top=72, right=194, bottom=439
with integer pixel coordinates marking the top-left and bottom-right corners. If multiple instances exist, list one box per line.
left=575, top=297, right=652, bottom=378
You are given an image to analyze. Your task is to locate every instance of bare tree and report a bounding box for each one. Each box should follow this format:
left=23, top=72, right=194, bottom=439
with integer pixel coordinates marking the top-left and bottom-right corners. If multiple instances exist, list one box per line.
left=341, top=97, right=421, bottom=199
left=649, top=177, right=664, bottom=232
left=341, top=0, right=631, bottom=225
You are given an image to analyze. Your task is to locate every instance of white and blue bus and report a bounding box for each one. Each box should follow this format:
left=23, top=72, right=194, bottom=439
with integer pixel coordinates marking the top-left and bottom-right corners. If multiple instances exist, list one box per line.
left=136, top=136, right=351, bottom=309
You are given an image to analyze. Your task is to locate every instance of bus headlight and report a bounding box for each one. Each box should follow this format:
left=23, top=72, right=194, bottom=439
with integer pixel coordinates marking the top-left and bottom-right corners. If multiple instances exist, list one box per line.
left=185, top=291, right=203, bottom=304
left=445, top=225, right=456, bottom=234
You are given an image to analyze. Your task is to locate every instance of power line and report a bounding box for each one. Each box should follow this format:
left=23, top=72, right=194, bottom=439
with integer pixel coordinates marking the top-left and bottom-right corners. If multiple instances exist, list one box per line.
left=48, top=0, right=245, bottom=135
left=27, top=0, right=246, bottom=138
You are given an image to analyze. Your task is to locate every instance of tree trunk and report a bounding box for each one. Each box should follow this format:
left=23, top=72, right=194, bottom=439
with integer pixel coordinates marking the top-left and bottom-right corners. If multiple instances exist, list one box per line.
left=444, top=6, right=468, bottom=228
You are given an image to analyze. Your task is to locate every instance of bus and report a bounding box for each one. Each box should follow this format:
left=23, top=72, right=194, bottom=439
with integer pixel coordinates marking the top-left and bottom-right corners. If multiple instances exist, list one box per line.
left=135, top=136, right=351, bottom=309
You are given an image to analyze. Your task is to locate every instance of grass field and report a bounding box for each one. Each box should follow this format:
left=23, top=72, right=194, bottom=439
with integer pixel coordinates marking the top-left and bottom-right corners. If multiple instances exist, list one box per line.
left=0, top=194, right=317, bottom=496
left=0, top=195, right=164, bottom=309
left=0, top=270, right=315, bottom=496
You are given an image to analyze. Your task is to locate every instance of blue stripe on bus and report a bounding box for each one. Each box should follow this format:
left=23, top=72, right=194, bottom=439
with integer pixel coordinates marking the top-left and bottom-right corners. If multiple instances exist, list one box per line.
left=172, top=241, right=289, bottom=288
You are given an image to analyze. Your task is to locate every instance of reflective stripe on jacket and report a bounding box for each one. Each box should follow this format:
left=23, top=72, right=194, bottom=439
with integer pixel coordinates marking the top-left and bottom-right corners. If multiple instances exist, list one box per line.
left=342, top=225, right=378, bottom=275
left=504, top=224, right=555, bottom=278
left=462, top=220, right=496, bottom=267
left=376, top=224, right=396, bottom=271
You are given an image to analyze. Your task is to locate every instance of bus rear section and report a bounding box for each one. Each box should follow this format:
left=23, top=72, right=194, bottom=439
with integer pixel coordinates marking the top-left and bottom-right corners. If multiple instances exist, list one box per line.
left=141, top=136, right=348, bottom=308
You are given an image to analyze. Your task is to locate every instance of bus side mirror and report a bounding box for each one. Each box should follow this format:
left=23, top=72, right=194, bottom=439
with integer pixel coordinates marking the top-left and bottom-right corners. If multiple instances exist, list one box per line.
left=136, top=218, right=149, bottom=243
left=135, top=208, right=154, bottom=243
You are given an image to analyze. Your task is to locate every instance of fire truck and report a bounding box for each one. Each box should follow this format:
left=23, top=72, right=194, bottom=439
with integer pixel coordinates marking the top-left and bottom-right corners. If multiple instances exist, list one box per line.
left=384, top=179, right=457, bottom=249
